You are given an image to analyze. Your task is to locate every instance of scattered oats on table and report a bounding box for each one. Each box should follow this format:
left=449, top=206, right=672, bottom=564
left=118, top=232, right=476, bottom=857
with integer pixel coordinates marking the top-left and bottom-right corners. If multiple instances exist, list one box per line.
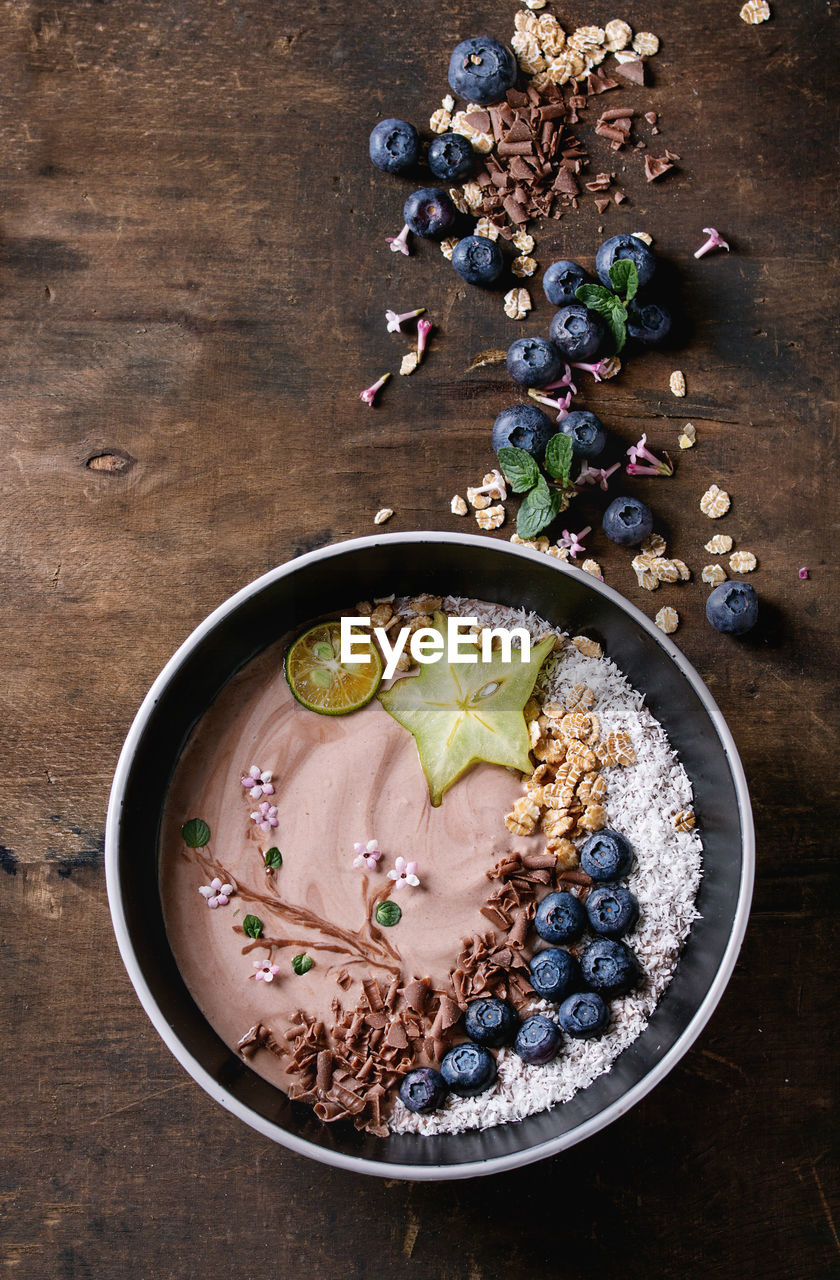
left=598, top=355, right=622, bottom=379
left=475, top=504, right=505, bottom=531
left=632, top=31, right=660, bottom=56
left=581, top=559, right=603, bottom=580
left=448, top=188, right=469, bottom=215
left=632, top=555, right=660, bottom=592
left=604, top=19, right=632, bottom=51
left=670, top=370, right=687, bottom=397
left=702, top=564, right=727, bottom=587
left=400, top=352, right=419, bottom=376
left=679, top=423, right=697, bottom=449
left=512, top=255, right=537, bottom=278
left=429, top=108, right=452, bottom=134
left=641, top=532, right=668, bottom=558
left=474, top=216, right=499, bottom=241
left=730, top=550, right=757, bottom=572
left=705, top=533, right=733, bottom=555
left=513, top=230, right=535, bottom=254
left=740, top=0, right=771, bottom=22
left=632, top=231, right=654, bottom=245
left=504, top=287, right=532, bottom=320
left=373, top=508, right=394, bottom=526
left=461, top=181, right=483, bottom=209
left=700, top=484, right=731, bottom=518
left=440, top=238, right=458, bottom=260
left=649, top=558, right=680, bottom=584
left=450, top=494, right=468, bottom=516
left=655, top=606, right=679, bottom=634
left=525, top=0, right=547, bottom=9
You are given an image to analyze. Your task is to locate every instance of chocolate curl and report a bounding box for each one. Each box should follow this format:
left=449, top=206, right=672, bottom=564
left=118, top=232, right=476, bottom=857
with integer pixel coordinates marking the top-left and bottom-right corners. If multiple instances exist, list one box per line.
left=237, top=1022, right=268, bottom=1058
left=315, top=1050, right=333, bottom=1097
left=401, top=978, right=430, bottom=1014
left=385, top=1018, right=409, bottom=1050
left=507, top=905, right=535, bottom=950
left=362, top=977, right=384, bottom=1010
left=336, top=969, right=352, bottom=990
left=384, top=977, right=401, bottom=1011
left=520, top=852, right=557, bottom=871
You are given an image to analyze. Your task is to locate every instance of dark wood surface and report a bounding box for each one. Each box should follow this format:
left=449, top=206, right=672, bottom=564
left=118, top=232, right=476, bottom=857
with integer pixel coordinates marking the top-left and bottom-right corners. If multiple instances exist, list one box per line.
left=1, top=1, right=838, bottom=1276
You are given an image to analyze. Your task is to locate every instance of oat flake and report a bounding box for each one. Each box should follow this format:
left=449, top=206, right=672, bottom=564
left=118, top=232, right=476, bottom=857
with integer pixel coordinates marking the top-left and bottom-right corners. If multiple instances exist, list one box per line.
left=604, top=18, right=632, bottom=51
left=702, top=564, right=727, bottom=587
left=429, top=108, right=452, bottom=134
left=440, top=238, right=458, bottom=261
left=581, top=559, right=603, bottom=580
left=740, top=0, right=771, bottom=22
left=700, top=484, right=731, bottom=518
left=504, top=287, right=532, bottom=320
left=399, top=352, right=419, bottom=376
left=641, top=532, right=667, bottom=558
left=475, top=504, right=505, bottom=531
left=512, top=229, right=536, bottom=254
left=474, top=216, right=499, bottom=241
left=512, top=255, right=537, bottom=278
left=373, top=508, right=393, bottom=525
left=450, top=495, right=468, bottom=516
left=669, top=370, right=687, bottom=397
left=632, top=31, right=660, bottom=56
left=704, top=533, right=733, bottom=555
left=730, top=550, right=757, bottom=572
left=632, top=231, right=653, bottom=245
left=655, top=606, right=679, bottom=634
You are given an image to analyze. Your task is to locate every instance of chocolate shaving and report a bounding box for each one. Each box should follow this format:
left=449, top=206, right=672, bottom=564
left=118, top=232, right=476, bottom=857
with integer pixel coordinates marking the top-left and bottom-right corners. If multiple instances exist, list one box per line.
left=645, top=155, right=674, bottom=182
left=595, top=197, right=611, bottom=214
left=613, top=58, right=646, bottom=85
left=335, top=968, right=352, bottom=990
left=401, top=977, right=429, bottom=1013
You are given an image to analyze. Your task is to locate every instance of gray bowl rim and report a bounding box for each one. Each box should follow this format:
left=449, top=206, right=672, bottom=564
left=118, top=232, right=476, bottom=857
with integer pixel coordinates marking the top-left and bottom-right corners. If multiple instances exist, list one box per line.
left=105, top=531, right=754, bottom=1181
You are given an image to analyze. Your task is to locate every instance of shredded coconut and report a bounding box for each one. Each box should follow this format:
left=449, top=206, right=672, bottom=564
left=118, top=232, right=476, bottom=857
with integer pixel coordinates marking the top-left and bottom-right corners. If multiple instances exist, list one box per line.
left=390, top=598, right=702, bottom=1136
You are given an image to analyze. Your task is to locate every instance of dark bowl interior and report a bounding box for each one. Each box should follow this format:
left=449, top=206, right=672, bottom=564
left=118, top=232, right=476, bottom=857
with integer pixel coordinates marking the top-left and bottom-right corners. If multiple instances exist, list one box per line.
left=108, top=534, right=751, bottom=1176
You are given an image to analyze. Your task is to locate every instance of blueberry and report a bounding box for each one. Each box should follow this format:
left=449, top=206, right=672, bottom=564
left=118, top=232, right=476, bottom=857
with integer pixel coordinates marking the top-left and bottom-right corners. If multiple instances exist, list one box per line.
left=398, top=1067, right=448, bottom=1113
left=586, top=886, right=639, bottom=938
left=560, top=409, right=607, bottom=460
left=580, top=829, right=634, bottom=882
left=440, top=1041, right=497, bottom=1096
left=451, top=235, right=504, bottom=285
left=580, top=938, right=641, bottom=996
left=492, top=404, right=555, bottom=459
left=543, top=259, right=590, bottom=307
left=528, top=947, right=579, bottom=1001
left=448, top=37, right=517, bottom=106
left=706, top=581, right=759, bottom=635
left=403, top=187, right=458, bottom=239
left=626, top=298, right=672, bottom=345
left=463, top=997, right=519, bottom=1047
left=595, top=234, right=656, bottom=289
left=506, top=336, right=564, bottom=387
left=514, top=1014, right=562, bottom=1065
left=602, top=496, right=654, bottom=547
left=369, top=118, right=420, bottom=175
left=535, top=891, right=586, bottom=945
left=557, top=992, right=609, bottom=1039
left=427, top=132, right=475, bottom=183
left=549, top=304, right=609, bottom=362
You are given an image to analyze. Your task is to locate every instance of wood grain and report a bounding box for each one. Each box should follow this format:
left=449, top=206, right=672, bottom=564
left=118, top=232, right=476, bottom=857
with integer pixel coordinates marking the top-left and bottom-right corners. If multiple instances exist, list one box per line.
left=1, top=1, right=838, bottom=1276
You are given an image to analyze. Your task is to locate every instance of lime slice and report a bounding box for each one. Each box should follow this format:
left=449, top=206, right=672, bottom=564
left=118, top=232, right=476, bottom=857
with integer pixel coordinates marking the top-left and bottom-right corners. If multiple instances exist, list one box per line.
left=284, top=621, right=383, bottom=715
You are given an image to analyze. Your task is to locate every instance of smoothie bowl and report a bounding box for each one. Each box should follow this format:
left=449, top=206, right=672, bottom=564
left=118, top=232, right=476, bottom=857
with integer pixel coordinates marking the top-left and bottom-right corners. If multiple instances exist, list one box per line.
left=105, top=533, right=753, bottom=1180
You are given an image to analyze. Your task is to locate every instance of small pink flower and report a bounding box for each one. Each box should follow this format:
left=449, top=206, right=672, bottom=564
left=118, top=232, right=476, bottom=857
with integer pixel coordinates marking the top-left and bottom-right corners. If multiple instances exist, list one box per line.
left=527, top=388, right=572, bottom=422
left=359, top=372, right=391, bottom=407
left=798, top=567, right=809, bottom=580
left=251, top=801, right=279, bottom=833
left=386, top=307, right=426, bottom=333
left=559, top=526, right=592, bottom=559
left=198, top=876, right=235, bottom=908
left=570, top=358, right=612, bottom=382
left=386, top=224, right=411, bottom=255
left=353, top=839, right=383, bottom=870
left=577, top=462, right=620, bottom=491
left=542, top=364, right=578, bottom=395
left=416, top=318, right=433, bottom=361
left=253, top=960, right=281, bottom=983
left=240, top=765, right=274, bottom=800
left=388, top=857, right=419, bottom=890
left=694, top=227, right=730, bottom=259
left=626, top=434, right=674, bottom=477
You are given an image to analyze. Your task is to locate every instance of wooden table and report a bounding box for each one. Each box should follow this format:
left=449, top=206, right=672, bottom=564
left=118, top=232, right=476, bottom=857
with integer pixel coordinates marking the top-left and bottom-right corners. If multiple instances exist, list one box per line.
left=2, top=1, right=837, bottom=1275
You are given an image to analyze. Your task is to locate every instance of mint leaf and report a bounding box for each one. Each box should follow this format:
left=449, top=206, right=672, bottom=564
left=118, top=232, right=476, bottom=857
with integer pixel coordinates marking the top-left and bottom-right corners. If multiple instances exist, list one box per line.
left=545, top=433, right=573, bottom=483
left=608, top=258, right=639, bottom=302
left=291, top=953, right=314, bottom=975
left=374, top=899, right=402, bottom=927
left=517, top=476, right=563, bottom=540
left=181, top=818, right=210, bottom=848
left=497, top=446, right=539, bottom=494
left=576, top=284, right=627, bottom=353
left=264, top=847, right=283, bottom=869
left=243, top=914, right=263, bottom=939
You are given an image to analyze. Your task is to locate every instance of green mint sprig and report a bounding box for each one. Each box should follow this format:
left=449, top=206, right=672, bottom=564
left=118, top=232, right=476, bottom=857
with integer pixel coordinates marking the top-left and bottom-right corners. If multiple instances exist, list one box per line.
left=181, top=818, right=210, bottom=848
left=264, top=847, right=283, bottom=869
left=576, top=259, right=639, bottom=354
left=497, top=431, right=575, bottom=539
left=291, top=953, right=314, bottom=975
left=243, top=914, right=263, bottom=939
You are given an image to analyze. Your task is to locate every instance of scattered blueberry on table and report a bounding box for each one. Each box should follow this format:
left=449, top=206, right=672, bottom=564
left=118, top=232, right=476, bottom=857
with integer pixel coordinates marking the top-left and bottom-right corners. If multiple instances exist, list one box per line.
left=596, top=233, right=657, bottom=289
left=506, top=336, right=564, bottom=387
left=602, top=496, right=654, bottom=547
left=543, top=259, right=591, bottom=307
left=560, top=409, right=607, bottom=459
left=706, top=581, right=759, bottom=634
left=448, top=36, right=517, bottom=105
left=491, top=404, right=555, bottom=459
left=427, top=131, right=475, bottom=182
left=403, top=187, right=458, bottom=239
left=369, top=118, right=420, bottom=174
left=451, top=234, right=504, bottom=285
left=549, top=303, right=609, bottom=362
left=626, top=297, right=672, bottom=345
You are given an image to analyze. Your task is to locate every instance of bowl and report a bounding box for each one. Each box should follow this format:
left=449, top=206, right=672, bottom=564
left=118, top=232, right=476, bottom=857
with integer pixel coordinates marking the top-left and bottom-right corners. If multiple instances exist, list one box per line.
left=105, top=532, right=754, bottom=1180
